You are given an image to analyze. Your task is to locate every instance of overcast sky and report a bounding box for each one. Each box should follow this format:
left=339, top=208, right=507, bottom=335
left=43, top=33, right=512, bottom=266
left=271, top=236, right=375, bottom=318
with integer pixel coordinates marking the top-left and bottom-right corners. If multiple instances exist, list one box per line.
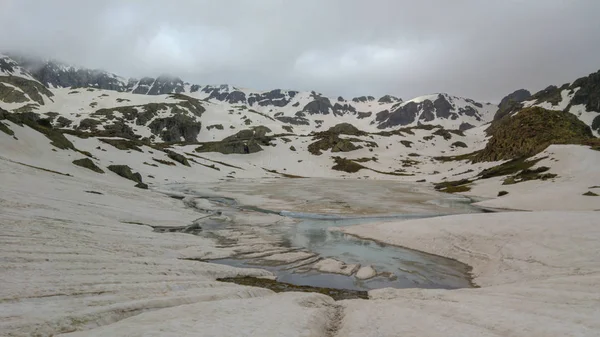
left=1, top=0, right=599, bottom=102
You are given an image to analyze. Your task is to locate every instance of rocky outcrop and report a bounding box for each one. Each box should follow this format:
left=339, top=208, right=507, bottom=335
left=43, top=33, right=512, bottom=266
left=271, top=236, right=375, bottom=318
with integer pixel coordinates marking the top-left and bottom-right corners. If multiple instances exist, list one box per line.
left=568, top=69, right=600, bottom=113
left=148, top=114, right=202, bottom=143
left=195, top=126, right=273, bottom=154
left=72, top=158, right=104, bottom=173
left=476, top=107, right=593, bottom=162
left=307, top=123, right=372, bottom=155
left=303, top=96, right=332, bottom=115
left=107, top=165, right=148, bottom=189
left=276, top=116, right=310, bottom=125
left=378, top=102, right=420, bottom=128
left=494, top=89, right=531, bottom=121
left=352, top=96, right=375, bottom=103
left=378, top=95, right=400, bottom=104
left=0, top=76, right=54, bottom=105
left=248, top=89, right=297, bottom=107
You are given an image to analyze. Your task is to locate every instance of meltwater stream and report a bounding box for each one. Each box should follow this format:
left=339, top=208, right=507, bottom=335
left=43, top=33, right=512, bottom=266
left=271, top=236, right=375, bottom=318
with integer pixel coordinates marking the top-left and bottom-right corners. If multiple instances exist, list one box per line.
left=165, top=182, right=482, bottom=291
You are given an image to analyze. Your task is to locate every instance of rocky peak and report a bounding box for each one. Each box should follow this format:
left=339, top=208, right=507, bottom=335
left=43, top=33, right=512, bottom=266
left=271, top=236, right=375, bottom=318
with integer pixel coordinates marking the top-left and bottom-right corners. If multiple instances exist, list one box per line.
left=378, top=95, right=401, bottom=104
left=494, top=89, right=531, bottom=120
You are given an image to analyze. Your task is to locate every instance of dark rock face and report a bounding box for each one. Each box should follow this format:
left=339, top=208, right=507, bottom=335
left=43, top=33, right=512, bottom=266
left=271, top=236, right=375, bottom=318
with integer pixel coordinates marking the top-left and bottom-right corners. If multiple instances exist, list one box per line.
left=494, top=89, right=531, bottom=120
left=458, top=106, right=481, bottom=121
left=303, top=96, right=332, bottom=115
left=247, top=89, right=296, bottom=107
left=531, top=85, right=564, bottom=106
left=378, top=95, right=400, bottom=104
left=148, top=114, right=201, bottom=142
left=276, top=116, right=310, bottom=125
left=55, top=116, right=72, bottom=128
left=465, top=98, right=483, bottom=108
left=357, top=111, right=372, bottom=119
left=332, top=103, right=356, bottom=116
left=591, top=115, right=600, bottom=131
left=0, top=56, right=18, bottom=74
left=569, top=69, right=600, bottom=113
left=434, top=95, right=454, bottom=119
left=225, top=91, right=246, bottom=104
left=131, top=77, right=155, bottom=94
left=419, top=100, right=435, bottom=122
left=190, top=84, right=201, bottom=93
left=378, top=102, right=419, bottom=128
left=295, top=111, right=306, bottom=117
left=146, top=75, right=185, bottom=95
left=459, top=122, right=475, bottom=131
left=337, top=96, right=345, bottom=102
left=375, top=110, right=390, bottom=122
left=352, top=96, right=375, bottom=103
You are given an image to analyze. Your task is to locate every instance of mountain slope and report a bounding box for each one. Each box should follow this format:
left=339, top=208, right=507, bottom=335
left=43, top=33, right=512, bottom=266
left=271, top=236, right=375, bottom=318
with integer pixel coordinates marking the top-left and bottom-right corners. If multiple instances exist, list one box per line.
left=495, top=69, right=600, bottom=136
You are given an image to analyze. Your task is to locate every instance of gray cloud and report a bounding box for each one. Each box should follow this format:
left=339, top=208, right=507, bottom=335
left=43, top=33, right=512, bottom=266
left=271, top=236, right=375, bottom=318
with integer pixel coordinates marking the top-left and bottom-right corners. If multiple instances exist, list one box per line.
left=1, top=0, right=599, bottom=102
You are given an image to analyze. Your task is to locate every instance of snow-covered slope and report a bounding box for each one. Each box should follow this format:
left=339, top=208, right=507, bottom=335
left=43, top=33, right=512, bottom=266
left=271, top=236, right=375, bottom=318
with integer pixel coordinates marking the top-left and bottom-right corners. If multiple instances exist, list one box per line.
left=1, top=55, right=494, bottom=135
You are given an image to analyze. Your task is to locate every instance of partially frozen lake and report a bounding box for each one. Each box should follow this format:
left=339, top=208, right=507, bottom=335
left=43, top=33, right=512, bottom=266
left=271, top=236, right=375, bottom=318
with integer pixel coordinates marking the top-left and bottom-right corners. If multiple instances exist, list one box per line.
left=164, top=178, right=483, bottom=291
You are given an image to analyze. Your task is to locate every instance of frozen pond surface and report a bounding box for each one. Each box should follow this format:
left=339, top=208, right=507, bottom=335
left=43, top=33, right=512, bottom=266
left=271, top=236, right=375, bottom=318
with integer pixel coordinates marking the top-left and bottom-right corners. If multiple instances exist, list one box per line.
left=163, top=179, right=483, bottom=291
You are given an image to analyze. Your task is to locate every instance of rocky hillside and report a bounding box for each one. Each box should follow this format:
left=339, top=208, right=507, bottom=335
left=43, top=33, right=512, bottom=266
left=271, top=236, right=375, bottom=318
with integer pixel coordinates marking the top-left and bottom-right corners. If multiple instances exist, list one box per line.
left=494, top=69, right=600, bottom=136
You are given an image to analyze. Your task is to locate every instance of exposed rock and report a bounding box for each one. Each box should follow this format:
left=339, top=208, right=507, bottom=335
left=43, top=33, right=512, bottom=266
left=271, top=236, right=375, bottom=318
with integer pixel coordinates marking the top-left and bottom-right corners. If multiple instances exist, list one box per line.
left=146, top=75, right=185, bottom=95
left=302, top=96, right=332, bottom=115
left=0, top=75, right=54, bottom=105
left=569, top=69, right=600, bottom=113
left=357, top=111, right=372, bottom=119
left=307, top=123, right=371, bottom=155
left=148, top=114, right=201, bottom=142
left=72, top=158, right=104, bottom=173
left=434, top=94, right=454, bottom=119
left=276, top=116, right=309, bottom=125
left=494, top=89, right=531, bottom=120
left=107, top=165, right=146, bottom=188
left=77, top=118, right=101, bottom=131
left=419, top=100, right=435, bottom=122
left=352, top=96, right=375, bottom=103
left=196, top=126, right=273, bottom=154
left=207, top=124, right=224, bottom=130
left=378, top=102, right=420, bottom=128
left=332, top=103, right=356, bottom=116
left=378, top=95, right=400, bottom=104
left=458, top=122, right=475, bottom=132
left=452, top=141, right=468, bottom=148
left=248, top=89, right=296, bottom=107
left=592, top=115, right=600, bottom=132
left=476, top=107, right=593, bottom=162
left=0, top=82, right=29, bottom=103
left=166, top=150, right=191, bottom=167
